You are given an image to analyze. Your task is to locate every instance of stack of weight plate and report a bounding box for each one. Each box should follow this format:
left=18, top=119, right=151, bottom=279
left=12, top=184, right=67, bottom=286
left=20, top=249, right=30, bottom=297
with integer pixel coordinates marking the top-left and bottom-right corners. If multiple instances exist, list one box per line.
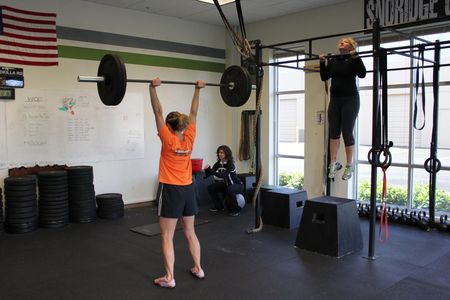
left=37, top=170, right=69, bottom=228
left=66, top=166, right=96, bottom=223
left=4, top=176, right=38, bottom=234
left=0, top=188, right=4, bottom=232
left=96, top=193, right=124, bottom=219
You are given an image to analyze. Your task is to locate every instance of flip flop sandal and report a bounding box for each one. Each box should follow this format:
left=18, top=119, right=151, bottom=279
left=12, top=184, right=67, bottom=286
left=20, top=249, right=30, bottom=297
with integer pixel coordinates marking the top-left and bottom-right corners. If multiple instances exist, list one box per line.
left=190, top=268, right=205, bottom=279
left=154, top=277, right=176, bottom=288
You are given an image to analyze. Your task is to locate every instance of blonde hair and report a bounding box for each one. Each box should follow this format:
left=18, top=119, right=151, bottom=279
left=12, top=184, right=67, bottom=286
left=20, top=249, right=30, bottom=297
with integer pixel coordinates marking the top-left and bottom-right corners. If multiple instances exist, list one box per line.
left=338, top=37, right=357, bottom=51
left=165, top=111, right=189, bottom=132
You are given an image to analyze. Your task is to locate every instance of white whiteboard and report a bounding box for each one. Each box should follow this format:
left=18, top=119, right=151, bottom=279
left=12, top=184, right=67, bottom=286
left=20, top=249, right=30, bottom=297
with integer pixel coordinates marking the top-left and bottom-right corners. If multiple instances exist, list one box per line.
left=4, top=90, right=144, bottom=168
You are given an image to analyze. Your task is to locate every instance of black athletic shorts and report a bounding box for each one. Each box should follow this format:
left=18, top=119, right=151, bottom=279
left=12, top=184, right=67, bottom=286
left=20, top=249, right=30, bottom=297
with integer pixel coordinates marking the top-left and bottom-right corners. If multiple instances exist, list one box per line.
left=157, top=183, right=198, bottom=218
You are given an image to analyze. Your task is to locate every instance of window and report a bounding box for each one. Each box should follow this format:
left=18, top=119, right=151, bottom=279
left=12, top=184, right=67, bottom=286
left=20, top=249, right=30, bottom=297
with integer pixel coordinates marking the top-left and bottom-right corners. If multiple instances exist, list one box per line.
left=356, top=31, right=450, bottom=215
left=274, top=55, right=305, bottom=190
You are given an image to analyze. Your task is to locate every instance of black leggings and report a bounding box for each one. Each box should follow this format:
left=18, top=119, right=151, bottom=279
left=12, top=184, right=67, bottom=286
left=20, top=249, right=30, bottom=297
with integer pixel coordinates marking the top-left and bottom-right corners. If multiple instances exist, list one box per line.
left=207, top=181, right=244, bottom=212
left=328, top=95, right=360, bottom=146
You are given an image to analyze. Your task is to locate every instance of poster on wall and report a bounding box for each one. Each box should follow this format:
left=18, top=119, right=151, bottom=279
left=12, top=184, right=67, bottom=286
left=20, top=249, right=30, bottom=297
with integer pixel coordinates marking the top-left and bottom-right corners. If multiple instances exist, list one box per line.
left=5, top=90, right=144, bottom=167
left=364, top=0, right=450, bottom=29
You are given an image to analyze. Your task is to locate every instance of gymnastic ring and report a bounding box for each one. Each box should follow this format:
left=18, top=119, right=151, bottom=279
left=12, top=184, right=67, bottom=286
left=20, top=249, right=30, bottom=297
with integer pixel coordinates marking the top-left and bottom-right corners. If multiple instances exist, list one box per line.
left=367, top=148, right=381, bottom=166
left=424, top=157, right=441, bottom=174
left=367, top=148, right=391, bottom=168
left=378, top=148, right=392, bottom=169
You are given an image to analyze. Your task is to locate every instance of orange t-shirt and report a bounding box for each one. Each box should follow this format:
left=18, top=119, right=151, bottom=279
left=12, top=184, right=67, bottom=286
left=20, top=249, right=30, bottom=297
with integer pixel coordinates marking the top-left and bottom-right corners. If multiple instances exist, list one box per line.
left=157, top=123, right=195, bottom=185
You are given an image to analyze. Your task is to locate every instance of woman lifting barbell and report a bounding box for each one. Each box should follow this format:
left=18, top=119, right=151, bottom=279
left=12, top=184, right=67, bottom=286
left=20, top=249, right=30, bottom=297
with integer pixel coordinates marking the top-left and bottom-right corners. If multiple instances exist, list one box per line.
left=150, top=77, right=206, bottom=288
left=320, top=37, right=367, bottom=180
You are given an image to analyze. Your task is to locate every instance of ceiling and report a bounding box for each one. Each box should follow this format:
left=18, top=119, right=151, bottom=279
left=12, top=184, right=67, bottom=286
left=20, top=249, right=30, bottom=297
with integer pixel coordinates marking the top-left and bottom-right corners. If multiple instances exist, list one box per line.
left=80, top=0, right=349, bottom=26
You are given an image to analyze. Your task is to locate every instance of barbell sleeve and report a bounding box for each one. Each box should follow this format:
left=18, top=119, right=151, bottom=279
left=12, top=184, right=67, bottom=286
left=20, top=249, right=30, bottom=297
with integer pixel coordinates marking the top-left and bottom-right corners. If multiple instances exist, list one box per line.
left=78, top=76, right=104, bottom=82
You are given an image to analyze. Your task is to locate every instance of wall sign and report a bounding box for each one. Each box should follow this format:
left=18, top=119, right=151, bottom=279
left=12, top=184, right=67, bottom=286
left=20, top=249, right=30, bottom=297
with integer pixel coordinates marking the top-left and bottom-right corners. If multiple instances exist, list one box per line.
left=0, top=88, right=15, bottom=100
left=0, top=66, right=24, bottom=88
left=365, top=0, right=450, bottom=28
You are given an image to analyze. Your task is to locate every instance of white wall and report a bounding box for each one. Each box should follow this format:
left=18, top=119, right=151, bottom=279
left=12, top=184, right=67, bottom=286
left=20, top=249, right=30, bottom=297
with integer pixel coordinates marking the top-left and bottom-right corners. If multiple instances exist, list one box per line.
left=0, top=0, right=230, bottom=204
left=237, top=0, right=366, bottom=199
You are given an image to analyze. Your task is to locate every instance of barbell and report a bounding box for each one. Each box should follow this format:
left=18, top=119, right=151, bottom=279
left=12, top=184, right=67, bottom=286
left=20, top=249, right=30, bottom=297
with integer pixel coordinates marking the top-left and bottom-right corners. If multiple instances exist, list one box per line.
left=77, top=54, right=253, bottom=107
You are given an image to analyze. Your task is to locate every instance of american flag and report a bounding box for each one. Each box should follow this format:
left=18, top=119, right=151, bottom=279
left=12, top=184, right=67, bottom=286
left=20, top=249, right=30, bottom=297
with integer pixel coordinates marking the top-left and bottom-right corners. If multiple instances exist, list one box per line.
left=0, top=5, right=58, bottom=66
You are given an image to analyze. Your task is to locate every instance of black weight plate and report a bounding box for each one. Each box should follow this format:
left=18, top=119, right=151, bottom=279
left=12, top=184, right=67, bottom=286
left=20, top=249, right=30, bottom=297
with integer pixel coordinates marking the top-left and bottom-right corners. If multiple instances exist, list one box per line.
left=38, top=177, right=68, bottom=184
left=39, top=222, right=68, bottom=229
left=4, top=175, right=36, bottom=186
left=39, top=212, right=69, bottom=219
left=39, top=202, right=68, bottom=209
left=5, top=205, right=37, bottom=213
left=5, top=191, right=37, bottom=199
left=40, top=197, right=68, bottom=203
left=5, top=196, right=37, bottom=204
left=66, top=165, right=93, bottom=170
left=70, top=217, right=96, bottom=224
left=38, top=184, right=68, bottom=191
left=97, top=54, right=127, bottom=106
left=5, top=216, right=38, bottom=224
left=39, top=190, right=68, bottom=196
left=97, top=203, right=124, bottom=210
left=38, top=176, right=68, bottom=182
left=97, top=206, right=124, bottom=214
left=96, top=193, right=122, bottom=198
left=69, top=203, right=96, bottom=211
left=5, top=201, right=36, bottom=208
left=37, top=170, right=67, bottom=178
left=4, top=184, right=36, bottom=192
left=220, top=65, right=252, bottom=107
left=68, top=183, right=95, bottom=190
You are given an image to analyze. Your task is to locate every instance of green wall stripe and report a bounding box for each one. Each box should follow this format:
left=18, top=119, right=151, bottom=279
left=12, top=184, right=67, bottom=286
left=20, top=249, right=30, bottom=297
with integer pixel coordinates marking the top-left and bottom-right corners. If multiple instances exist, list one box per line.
left=58, top=45, right=226, bottom=73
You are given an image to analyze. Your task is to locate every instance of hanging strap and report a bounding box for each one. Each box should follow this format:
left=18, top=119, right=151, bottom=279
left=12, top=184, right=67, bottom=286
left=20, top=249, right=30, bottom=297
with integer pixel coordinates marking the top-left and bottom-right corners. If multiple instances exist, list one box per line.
left=379, top=167, right=389, bottom=242
left=380, top=48, right=389, bottom=148
left=379, top=48, right=393, bottom=163
left=212, top=0, right=252, bottom=58
left=235, top=0, right=246, bottom=39
left=239, top=111, right=251, bottom=161
left=413, top=44, right=426, bottom=130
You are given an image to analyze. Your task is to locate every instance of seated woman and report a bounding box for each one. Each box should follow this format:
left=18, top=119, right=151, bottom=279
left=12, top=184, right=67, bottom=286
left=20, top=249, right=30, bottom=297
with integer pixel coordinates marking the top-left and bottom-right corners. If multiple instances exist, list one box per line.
left=204, top=145, right=244, bottom=217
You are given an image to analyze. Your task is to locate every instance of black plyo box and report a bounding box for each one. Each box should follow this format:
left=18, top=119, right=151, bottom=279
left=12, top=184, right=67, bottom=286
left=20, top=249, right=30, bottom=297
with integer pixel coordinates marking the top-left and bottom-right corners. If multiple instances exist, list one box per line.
left=262, top=188, right=307, bottom=229
left=295, top=196, right=363, bottom=258
left=238, top=173, right=256, bottom=203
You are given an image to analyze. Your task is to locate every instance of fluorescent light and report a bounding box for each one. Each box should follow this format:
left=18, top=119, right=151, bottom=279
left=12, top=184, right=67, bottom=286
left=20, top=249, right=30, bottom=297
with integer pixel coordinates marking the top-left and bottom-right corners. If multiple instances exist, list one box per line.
left=197, top=0, right=235, bottom=5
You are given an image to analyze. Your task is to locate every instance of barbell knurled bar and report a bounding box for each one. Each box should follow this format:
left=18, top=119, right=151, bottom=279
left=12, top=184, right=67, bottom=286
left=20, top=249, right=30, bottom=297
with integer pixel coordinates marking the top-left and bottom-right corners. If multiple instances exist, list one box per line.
left=77, top=54, right=251, bottom=107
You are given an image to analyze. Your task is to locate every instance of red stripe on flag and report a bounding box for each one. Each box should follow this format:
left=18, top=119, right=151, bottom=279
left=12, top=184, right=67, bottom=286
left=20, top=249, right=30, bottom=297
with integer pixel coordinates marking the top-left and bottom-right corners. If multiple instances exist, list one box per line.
left=4, top=23, right=57, bottom=34
left=2, top=13, right=57, bottom=26
left=3, top=32, right=57, bottom=42
left=1, top=6, right=56, bottom=17
left=0, top=49, right=58, bottom=58
left=0, top=40, right=57, bottom=50
left=0, top=57, right=58, bottom=66
left=3, top=24, right=56, bottom=34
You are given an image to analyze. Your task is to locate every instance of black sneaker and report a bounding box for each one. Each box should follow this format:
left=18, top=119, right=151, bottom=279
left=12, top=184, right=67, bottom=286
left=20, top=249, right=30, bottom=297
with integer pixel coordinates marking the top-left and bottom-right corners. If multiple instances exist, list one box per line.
left=228, top=211, right=240, bottom=217
left=209, top=207, right=224, bottom=212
